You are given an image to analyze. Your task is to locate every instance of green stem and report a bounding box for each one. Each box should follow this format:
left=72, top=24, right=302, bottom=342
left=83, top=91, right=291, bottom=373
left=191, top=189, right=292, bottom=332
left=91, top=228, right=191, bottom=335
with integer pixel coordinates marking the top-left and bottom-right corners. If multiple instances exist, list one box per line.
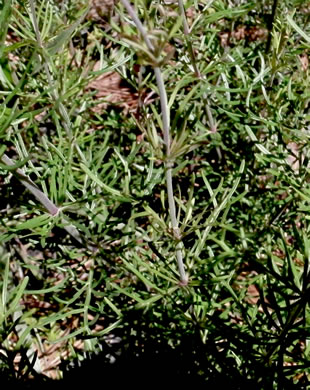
left=121, top=0, right=188, bottom=284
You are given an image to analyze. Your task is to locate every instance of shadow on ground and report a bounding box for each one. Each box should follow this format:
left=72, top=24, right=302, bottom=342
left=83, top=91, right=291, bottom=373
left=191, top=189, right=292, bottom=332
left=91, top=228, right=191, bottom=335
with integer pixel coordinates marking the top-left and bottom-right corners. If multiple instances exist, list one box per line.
left=1, top=310, right=308, bottom=389
left=0, top=336, right=273, bottom=390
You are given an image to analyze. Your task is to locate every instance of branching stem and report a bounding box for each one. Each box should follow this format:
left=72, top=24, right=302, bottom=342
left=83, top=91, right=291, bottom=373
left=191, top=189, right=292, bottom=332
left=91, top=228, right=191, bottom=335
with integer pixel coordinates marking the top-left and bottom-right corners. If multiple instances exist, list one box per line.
left=121, top=0, right=188, bottom=284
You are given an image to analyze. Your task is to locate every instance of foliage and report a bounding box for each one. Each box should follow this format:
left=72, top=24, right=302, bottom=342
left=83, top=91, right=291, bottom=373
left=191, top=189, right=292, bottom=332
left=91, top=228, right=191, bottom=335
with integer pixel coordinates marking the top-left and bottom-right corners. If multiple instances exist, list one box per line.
left=0, top=0, right=310, bottom=387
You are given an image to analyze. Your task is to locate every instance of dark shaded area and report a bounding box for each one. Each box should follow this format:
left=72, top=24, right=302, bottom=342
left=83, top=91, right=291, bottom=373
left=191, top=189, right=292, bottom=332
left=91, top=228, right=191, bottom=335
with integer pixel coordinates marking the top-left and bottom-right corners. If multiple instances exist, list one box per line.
left=3, top=312, right=308, bottom=390
left=0, top=341, right=260, bottom=390
left=2, top=340, right=305, bottom=390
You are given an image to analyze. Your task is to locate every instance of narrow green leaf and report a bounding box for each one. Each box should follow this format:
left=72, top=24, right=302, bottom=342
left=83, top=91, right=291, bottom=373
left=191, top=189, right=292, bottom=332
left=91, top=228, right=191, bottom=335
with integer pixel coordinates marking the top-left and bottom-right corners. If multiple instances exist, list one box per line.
left=287, top=14, right=310, bottom=45
left=122, top=256, right=165, bottom=294
left=25, top=276, right=67, bottom=294
left=0, top=155, right=31, bottom=171
left=135, top=286, right=179, bottom=309
left=14, top=214, right=52, bottom=231
left=111, top=283, right=144, bottom=303
left=0, top=0, right=12, bottom=58
left=6, top=277, right=29, bottom=318
left=104, top=297, right=122, bottom=317
left=80, top=163, right=122, bottom=196
left=46, top=8, right=89, bottom=56
left=0, top=256, right=10, bottom=323
left=90, top=319, right=122, bottom=337
left=15, top=308, right=85, bottom=349
left=245, top=125, right=271, bottom=155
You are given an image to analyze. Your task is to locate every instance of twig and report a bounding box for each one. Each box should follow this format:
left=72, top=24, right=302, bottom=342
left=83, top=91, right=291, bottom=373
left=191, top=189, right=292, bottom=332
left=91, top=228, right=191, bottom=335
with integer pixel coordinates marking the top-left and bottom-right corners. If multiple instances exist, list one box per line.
left=120, top=0, right=188, bottom=284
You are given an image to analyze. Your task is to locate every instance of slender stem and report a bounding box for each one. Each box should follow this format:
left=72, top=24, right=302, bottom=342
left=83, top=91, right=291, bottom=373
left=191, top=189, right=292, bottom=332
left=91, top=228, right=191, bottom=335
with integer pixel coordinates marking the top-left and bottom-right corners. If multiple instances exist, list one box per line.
left=265, top=0, right=279, bottom=54
left=154, top=67, right=186, bottom=282
left=166, top=165, right=187, bottom=283
left=121, top=0, right=154, bottom=52
left=1, top=154, right=59, bottom=216
left=154, top=68, right=170, bottom=154
left=120, top=0, right=188, bottom=284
